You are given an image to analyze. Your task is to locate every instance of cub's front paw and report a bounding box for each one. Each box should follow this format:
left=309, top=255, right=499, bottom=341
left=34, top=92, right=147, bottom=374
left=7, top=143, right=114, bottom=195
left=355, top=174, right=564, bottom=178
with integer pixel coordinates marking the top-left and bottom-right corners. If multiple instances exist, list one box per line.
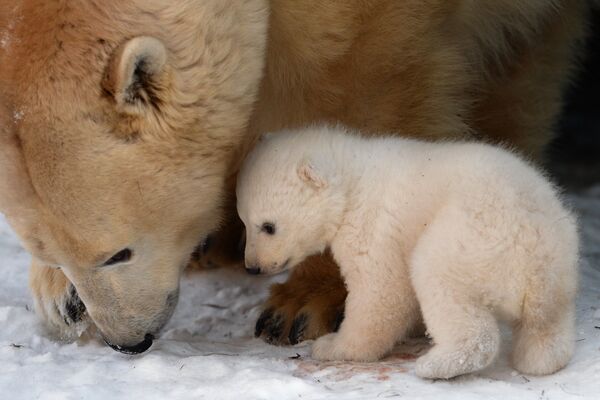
left=311, top=333, right=341, bottom=360
left=311, top=333, right=381, bottom=362
left=29, top=261, right=91, bottom=340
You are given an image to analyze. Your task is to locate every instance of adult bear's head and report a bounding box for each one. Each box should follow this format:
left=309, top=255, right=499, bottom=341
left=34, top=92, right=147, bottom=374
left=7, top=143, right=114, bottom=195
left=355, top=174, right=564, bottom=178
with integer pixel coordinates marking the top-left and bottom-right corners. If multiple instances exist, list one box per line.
left=0, top=0, right=268, bottom=352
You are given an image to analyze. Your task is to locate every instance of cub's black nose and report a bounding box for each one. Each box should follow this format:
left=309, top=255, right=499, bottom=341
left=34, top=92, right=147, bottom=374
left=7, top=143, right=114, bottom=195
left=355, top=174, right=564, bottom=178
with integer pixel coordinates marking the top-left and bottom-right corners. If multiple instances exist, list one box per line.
left=105, top=334, right=154, bottom=355
left=245, top=266, right=261, bottom=275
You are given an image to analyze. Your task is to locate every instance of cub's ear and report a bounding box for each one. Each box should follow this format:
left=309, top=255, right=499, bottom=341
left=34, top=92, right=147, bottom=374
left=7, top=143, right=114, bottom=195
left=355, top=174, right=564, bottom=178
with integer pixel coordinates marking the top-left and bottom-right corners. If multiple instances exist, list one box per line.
left=297, top=158, right=328, bottom=189
left=102, top=36, right=169, bottom=115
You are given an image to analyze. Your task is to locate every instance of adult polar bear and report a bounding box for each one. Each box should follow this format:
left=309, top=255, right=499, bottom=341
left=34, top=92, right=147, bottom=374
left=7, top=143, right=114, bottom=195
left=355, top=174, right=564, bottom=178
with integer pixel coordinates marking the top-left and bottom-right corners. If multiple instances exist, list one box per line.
left=0, top=0, right=588, bottom=353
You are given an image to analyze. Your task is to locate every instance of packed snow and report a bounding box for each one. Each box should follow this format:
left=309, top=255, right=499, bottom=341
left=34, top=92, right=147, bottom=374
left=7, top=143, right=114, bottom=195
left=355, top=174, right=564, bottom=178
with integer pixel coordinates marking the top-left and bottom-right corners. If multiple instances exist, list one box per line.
left=1, top=186, right=599, bottom=399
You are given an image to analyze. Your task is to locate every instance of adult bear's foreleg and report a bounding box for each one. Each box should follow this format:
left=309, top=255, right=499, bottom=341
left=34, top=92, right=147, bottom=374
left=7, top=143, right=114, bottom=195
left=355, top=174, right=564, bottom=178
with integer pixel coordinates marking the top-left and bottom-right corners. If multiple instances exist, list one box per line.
left=255, top=251, right=347, bottom=345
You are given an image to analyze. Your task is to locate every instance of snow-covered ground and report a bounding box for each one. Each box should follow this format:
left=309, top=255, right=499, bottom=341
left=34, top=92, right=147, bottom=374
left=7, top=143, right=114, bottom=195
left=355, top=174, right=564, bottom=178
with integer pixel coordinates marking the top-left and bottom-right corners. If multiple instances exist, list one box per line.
left=1, top=186, right=599, bottom=400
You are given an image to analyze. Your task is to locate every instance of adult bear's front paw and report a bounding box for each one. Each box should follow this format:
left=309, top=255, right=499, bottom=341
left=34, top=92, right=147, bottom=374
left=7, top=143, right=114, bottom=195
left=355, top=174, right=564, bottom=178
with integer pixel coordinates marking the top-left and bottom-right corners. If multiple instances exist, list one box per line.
left=255, top=252, right=347, bottom=345
left=29, top=260, right=92, bottom=340
left=188, top=212, right=246, bottom=271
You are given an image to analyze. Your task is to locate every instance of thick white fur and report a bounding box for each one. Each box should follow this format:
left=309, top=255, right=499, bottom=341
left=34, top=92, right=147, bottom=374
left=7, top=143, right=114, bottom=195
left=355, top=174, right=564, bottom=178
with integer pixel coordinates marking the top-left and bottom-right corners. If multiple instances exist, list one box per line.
left=237, top=126, right=579, bottom=379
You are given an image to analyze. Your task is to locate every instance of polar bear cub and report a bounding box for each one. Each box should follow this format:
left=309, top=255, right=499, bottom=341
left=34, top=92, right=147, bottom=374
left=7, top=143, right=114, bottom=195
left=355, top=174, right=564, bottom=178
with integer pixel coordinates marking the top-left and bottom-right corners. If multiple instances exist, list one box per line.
left=236, top=125, right=578, bottom=379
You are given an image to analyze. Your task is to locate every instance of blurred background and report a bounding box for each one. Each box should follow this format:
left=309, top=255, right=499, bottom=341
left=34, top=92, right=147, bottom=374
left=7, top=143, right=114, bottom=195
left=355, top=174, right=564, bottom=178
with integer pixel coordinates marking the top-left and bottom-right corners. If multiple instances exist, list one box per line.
left=550, top=7, right=600, bottom=190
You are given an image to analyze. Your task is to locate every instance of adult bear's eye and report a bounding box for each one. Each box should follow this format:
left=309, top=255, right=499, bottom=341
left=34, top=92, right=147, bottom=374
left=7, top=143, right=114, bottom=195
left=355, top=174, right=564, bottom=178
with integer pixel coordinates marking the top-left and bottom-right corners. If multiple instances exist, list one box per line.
left=261, top=222, right=276, bottom=235
left=104, top=248, right=133, bottom=266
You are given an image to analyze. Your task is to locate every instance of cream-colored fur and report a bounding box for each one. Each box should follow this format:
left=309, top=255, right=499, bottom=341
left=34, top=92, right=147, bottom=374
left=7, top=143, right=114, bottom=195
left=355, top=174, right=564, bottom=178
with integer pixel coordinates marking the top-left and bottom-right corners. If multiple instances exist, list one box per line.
left=0, top=0, right=269, bottom=349
left=0, top=0, right=587, bottom=350
left=237, top=126, right=579, bottom=379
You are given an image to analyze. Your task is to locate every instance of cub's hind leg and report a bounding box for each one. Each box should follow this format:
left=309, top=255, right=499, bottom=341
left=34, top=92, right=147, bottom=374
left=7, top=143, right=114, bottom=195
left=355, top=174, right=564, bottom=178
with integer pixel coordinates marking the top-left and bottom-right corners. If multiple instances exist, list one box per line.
left=511, top=207, right=578, bottom=375
left=411, top=207, right=503, bottom=379
left=511, top=295, right=575, bottom=376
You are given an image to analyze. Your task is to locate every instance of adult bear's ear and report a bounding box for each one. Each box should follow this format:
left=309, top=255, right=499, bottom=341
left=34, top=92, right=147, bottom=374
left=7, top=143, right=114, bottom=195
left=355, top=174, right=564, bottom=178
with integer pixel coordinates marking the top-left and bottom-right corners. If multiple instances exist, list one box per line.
left=102, top=36, right=169, bottom=115
left=297, top=158, right=328, bottom=190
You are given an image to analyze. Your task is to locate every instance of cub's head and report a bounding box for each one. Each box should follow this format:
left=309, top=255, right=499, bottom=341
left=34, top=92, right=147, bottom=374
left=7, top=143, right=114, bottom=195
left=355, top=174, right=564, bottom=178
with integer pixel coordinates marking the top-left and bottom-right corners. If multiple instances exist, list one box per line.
left=0, top=1, right=267, bottom=352
left=237, top=130, right=344, bottom=275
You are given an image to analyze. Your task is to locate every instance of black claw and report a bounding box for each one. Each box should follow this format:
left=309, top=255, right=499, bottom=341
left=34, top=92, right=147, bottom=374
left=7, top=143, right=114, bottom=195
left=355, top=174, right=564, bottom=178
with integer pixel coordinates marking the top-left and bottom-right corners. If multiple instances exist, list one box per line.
left=255, top=308, right=274, bottom=338
left=333, top=309, right=345, bottom=332
left=264, top=313, right=284, bottom=344
left=289, top=314, right=308, bottom=345
left=64, top=285, right=86, bottom=325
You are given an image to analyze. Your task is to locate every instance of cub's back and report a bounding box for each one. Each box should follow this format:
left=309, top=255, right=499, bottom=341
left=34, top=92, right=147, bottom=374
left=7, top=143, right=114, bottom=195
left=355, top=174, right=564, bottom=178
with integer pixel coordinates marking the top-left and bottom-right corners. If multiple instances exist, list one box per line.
left=429, top=141, right=575, bottom=244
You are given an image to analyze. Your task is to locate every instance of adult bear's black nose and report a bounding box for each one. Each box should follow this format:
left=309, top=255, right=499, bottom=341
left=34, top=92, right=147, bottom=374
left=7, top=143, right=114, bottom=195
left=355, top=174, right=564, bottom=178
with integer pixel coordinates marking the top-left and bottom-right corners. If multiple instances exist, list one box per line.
left=105, top=334, right=154, bottom=355
left=245, top=265, right=261, bottom=275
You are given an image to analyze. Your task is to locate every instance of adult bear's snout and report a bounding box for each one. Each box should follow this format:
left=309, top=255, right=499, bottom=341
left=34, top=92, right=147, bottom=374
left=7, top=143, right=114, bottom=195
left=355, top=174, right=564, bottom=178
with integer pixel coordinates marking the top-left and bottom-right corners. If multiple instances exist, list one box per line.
left=104, top=333, right=154, bottom=355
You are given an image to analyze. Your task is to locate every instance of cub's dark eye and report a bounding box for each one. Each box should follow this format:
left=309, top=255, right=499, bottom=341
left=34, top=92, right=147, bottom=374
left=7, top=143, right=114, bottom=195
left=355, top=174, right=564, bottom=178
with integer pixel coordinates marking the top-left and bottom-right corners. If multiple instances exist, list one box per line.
left=261, top=222, right=276, bottom=235
left=104, top=248, right=132, bottom=266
